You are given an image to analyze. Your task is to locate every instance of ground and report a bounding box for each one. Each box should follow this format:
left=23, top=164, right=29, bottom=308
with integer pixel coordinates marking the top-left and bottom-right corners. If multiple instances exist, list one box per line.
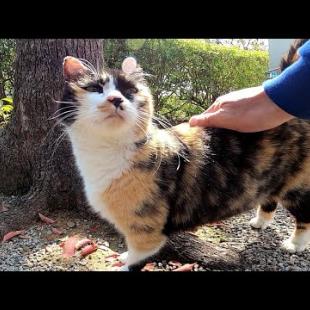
left=1, top=206, right=310, bottom=271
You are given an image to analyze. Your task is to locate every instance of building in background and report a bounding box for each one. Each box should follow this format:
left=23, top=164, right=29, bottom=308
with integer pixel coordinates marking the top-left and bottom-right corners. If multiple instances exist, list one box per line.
left=267, top=39, right=294, bottom=79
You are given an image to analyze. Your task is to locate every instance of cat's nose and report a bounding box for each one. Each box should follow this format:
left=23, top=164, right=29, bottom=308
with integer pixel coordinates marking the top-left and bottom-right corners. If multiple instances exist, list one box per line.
left=107, top=96, right=123, bottom=108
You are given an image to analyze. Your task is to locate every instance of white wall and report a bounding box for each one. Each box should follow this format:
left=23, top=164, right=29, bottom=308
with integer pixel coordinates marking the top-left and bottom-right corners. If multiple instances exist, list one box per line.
left=268, top=39, right=294, bottom=70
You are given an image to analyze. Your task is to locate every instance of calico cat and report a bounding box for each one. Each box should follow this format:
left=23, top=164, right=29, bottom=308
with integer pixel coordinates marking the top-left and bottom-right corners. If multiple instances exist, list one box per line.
left=58, top=41, right=310, bottom=271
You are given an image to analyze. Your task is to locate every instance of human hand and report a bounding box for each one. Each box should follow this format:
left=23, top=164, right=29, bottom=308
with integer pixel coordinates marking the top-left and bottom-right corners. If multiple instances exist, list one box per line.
left=189, top=86, right=294, bottom=132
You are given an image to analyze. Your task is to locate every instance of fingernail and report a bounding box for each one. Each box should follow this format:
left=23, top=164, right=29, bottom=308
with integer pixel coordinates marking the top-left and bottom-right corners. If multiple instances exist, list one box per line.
left=189, top=118, right=197, bottom=126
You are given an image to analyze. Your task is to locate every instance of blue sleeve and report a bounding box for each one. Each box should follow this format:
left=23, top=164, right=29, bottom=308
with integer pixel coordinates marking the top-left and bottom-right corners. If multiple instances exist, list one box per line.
left=263, top=40, right=310, bottom=119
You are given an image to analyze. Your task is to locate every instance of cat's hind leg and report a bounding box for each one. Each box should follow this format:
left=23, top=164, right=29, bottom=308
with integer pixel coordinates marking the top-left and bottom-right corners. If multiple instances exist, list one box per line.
left=281, top=189, right=310, bottom=253
left=250, top=201, right=277, bottom=229
left=282, top=223, right=310, bottom=253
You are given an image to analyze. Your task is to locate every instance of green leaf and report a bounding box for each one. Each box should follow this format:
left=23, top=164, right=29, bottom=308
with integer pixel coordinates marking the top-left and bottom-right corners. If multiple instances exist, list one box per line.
left=1, top=105, right=13, bottom=112
left=127, top=39, right=146, bottom=51
left=1, top=97, right=13, bottom=104
left=103, top=39, right=268, bottom=122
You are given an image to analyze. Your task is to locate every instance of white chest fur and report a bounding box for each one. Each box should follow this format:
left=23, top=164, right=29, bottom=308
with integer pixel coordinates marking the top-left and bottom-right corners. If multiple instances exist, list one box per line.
left=67, top=127, right=135, bottom=225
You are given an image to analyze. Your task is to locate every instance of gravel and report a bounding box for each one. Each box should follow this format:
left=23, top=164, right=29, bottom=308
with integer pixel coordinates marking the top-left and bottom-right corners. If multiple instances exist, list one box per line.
left=1, top=207, right=310, bottom=271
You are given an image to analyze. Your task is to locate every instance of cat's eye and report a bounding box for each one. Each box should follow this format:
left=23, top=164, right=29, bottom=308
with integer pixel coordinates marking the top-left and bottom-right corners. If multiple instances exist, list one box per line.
left=81, top=84, right=104, bottom=93
left=126, top=87, right=138, bottom=94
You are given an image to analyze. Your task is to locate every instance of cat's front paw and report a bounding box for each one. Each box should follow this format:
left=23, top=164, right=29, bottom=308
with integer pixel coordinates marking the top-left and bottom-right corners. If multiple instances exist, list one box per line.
left=281, top=239, right=306, bottom=253
left=118, top=251, right=128, bottom=264
left=119, top=264, right=130, bottom=271
left=110, top=264, right=129, bottom=271
left=249, top=216, right=271, bottom=230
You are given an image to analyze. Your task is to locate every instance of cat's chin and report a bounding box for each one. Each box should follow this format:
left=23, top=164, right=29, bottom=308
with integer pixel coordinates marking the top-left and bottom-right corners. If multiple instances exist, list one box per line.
left=91, top=113, right=126, bottom=127
left=104, top=113, right=124, bottom=121
left=87, top=115, right=135, bottom=136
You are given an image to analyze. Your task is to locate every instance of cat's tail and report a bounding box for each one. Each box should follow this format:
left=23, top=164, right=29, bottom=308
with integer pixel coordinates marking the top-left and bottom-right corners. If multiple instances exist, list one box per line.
left=279, top=39, right=308, bottom=72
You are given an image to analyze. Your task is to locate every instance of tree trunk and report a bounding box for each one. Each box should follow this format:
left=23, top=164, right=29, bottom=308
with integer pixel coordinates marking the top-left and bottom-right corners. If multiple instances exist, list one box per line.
left=0, top=39, right=103, bottom=235
left=130, top=232, right=243, bottom=271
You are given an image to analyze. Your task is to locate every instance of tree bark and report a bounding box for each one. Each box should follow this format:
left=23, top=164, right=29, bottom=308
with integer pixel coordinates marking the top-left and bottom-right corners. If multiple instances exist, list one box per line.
left=0, top=39, right=103, bottom=235
left=130, top=232, right=243, bottom=271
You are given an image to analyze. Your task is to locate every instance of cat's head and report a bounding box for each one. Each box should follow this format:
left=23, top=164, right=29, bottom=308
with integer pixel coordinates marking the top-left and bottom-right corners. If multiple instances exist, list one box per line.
left=59, top=56, right=153, bottom=140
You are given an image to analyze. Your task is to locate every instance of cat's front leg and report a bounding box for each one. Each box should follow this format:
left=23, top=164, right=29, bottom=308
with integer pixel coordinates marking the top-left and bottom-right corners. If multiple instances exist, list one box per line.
left=119, top=233, right=167, bottom=271
left=118, top=251, right=128, bottom=264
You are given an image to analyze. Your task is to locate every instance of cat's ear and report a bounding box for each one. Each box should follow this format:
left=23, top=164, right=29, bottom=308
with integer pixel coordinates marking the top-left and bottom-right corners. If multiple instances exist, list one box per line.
left=121, top=57, right=141, bottom=74
left=63, top=56, right=89, bottom=81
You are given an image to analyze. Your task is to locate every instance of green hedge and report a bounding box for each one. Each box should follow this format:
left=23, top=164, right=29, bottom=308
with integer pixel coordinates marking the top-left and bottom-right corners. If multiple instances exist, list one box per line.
left=105, top=39, right=268, bottom=122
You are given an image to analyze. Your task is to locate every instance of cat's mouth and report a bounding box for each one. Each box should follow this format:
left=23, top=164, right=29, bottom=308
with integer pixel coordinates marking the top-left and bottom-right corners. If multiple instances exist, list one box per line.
left=104, top=111, right=124, bottom=121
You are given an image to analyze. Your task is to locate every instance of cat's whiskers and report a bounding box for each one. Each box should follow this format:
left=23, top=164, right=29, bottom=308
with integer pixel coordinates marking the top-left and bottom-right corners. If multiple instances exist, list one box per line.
left=137, top=112, right=190, bottom=166
left=50, top=130, right=68, bottom=160
left=48, top=109, right=78, bottom=120
left=138, top=110, right=172, bottom=129
left=52, top=106, right=74, bottom=116
left=47, top=110, right=82, bottom=159
left=42, top=110, right=78, bottom=149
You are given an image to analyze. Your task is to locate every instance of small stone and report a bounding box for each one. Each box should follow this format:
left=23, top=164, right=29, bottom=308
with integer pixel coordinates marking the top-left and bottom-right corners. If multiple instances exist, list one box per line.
left=290, top=255, right=298, bottom=263
left=67, top=221, right=76, bottom=228
left=46, top=247, right=53, bottom=253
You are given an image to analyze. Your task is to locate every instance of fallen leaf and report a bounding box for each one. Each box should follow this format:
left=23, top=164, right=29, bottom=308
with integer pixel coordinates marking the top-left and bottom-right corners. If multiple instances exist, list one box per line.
left=105, top=253, right=120, bottom=259
left=2, top=230, right=25, bottom=242
left=51, top=227, right=63, bottom=235
left=207, top=221, right=227, bottom=228
left=80, top=243, right=97, bottom=257
left=75, top=238, right=92, bottom=250
left=89, top=225, right=99, bottom=232
left=173, top=263, right=195, bottom=272
left=38, top=213, right=56, bottom=224
left=0, top=204, right=8, bottom=213
left=19, top=235, right=30, bottom=239
left=105, top=257, right=118, bottom=263
left=141, top=262, right=156, bottom=272
left=112, top=261, right=125, bottom=267
left=61, top=235, right=79, bottom=258
left=97, top=245, right=110, bottom=252
left=168, top=260, right=182, bottom=267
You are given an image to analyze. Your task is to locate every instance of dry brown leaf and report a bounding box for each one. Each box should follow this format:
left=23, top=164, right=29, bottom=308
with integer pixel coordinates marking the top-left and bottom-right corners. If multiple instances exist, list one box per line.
left=2, top=230, right=25, bottom=242
left=61, top=235, right=79, bottom=258
left=51, top=227, right=63, bottom=235
left=75, top=238, right=92, bottom=250
left=80, top=243, right=98, bottom=257
left=141, top=262, right=156, bottom=272
left=89, top=225, right=99, bottom=232
left=38, top=213, right=56, bottom=224
left=97, top=245, right=110, bottom=252
left=173, top=263, right=195, bottom=272
left=105, top=257, right=118, bottom=263
left=105, top=253, right=120, bottom=259
left=19, top=235, right=30, bottom=239
left=168, top=260, right=182, bottom=267
left=112, top=261, right=125, bottom=267
left=207, top=221, right=227, bottom=228
left=0, top=204, right=8, bottom=213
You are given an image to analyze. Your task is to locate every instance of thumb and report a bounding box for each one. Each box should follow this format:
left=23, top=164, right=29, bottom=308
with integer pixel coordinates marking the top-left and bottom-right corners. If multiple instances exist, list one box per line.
left=189, top=112, right=219, bottom=128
